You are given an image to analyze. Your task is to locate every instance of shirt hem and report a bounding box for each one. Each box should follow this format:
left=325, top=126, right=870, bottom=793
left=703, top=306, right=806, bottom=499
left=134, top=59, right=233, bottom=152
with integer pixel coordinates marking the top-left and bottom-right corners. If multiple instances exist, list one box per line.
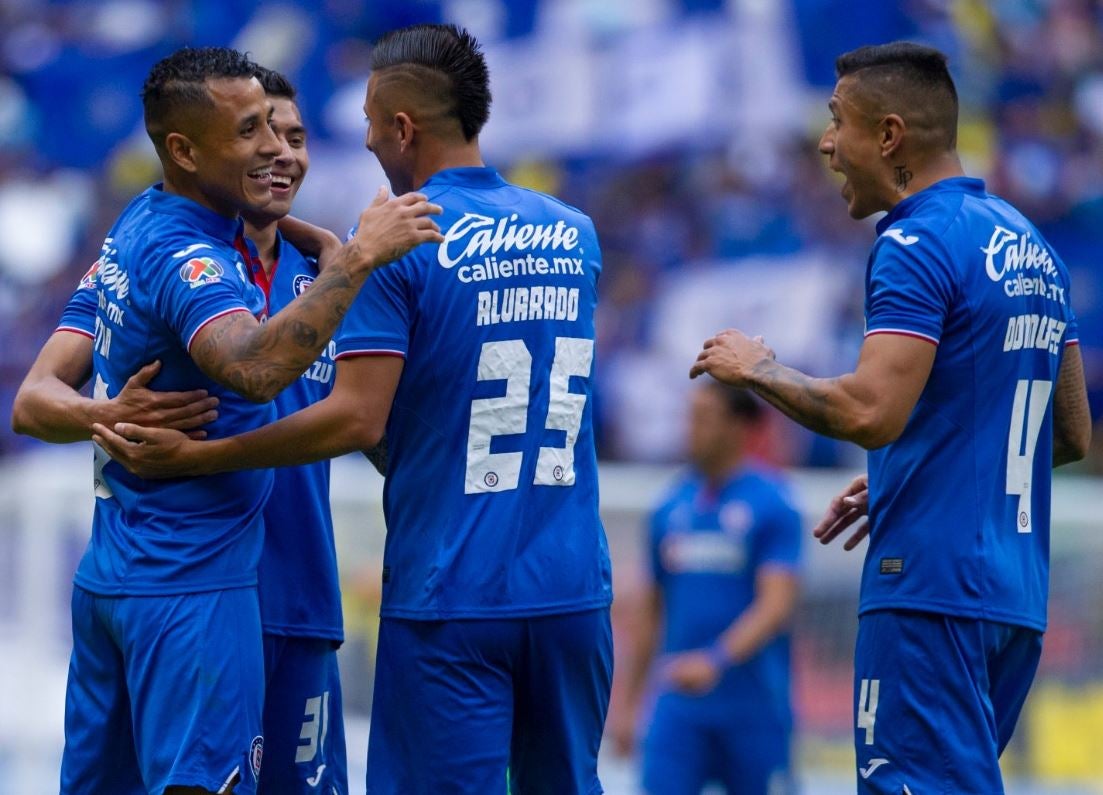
left=857, top=598, right=1046, bottom=632
left=73, top=575, right=257, bottom=597
left=380, top=594, right=613, bottom=621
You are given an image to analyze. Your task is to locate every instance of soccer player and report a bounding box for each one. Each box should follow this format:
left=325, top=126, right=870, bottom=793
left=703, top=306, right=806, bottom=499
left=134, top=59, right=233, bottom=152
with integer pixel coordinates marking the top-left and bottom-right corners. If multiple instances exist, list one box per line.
left=14, top=47, right=441, bottom=795
left=615, top=383, right=800, bottom=795
left=690, top=42, right=1091, bottom=793
left=93, top=25, right=613, bottom=795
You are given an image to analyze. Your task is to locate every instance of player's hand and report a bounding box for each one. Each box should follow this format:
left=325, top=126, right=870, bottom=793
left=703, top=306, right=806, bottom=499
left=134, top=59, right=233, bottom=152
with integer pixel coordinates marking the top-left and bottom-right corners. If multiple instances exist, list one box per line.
left=812, top=474, right=870, bottom=551
left=350, top=186, right=444, bottom=272
left=278, top=215, right=342, bottom=270
left=663, top=650, right=722, bottom=694
left=90, top=421, right=202, bottom=479
left=110, top=361, right=218, bottom=439
left=689, top=329, right=775, bottom=385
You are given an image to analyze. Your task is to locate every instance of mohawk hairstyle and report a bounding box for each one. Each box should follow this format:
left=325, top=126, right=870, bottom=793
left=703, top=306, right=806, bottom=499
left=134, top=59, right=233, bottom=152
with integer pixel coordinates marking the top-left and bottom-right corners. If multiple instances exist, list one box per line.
left=254, top=66, right=296, bottom=101
left=141, top=46, right=260, bottom=154
left=370, top=24, right=491, bottom=141
left=835, top=41, right=959, bottom=150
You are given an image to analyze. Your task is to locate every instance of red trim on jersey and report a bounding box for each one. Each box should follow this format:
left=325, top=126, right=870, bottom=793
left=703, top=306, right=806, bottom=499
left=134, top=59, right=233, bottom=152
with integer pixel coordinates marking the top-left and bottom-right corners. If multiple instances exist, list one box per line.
left=186, top=308, right=252, bottom=352
left=334, top=349, right=406, bottom=360
left=55, top=326, right=94, bottom=340
left=1065, top=339, right=1080, bottom=347
left=864, top=328, right=939, bottom=346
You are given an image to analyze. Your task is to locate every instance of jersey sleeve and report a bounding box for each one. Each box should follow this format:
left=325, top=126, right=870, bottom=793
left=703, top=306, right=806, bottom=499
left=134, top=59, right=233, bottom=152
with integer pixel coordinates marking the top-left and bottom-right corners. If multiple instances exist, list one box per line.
left=865, top=226, right=956, bottom=345
left=334, top=260, right=413, bottom=359
left=153, top=245, right=258, bottom=351
left=57, top=281, right=99, bottom=338
left=754, top=487, right=802, bottom=572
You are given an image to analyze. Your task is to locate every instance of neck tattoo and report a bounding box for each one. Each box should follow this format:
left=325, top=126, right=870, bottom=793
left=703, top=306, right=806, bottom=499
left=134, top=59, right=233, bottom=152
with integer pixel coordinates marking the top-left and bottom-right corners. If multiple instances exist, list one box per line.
left=894, top=164, right=913, bottom=192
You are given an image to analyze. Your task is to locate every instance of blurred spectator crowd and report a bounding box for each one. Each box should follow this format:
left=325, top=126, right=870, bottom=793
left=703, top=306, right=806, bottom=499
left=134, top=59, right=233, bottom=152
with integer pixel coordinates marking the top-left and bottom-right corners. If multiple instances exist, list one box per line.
left=1, top=0, right=1101, bottom=468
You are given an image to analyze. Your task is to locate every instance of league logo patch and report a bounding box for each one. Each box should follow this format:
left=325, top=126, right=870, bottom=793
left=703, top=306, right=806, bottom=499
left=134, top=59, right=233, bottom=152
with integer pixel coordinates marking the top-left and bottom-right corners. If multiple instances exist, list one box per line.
left=293, top=274, right=315, bottom=296
left=249, top=735, right=264, bottom=781
left=78, top=260, right=100, bottom=290
left=179, top=257, right=224, bottom=288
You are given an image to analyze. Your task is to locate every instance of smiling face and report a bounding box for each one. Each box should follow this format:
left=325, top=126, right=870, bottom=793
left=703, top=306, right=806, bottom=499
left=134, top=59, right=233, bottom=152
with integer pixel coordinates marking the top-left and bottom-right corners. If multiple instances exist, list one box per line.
left=255, top=96, right=308, bottom=222
left=188, top=76, right=280, bottom=217
left=818, top=75, right=892, bottom=219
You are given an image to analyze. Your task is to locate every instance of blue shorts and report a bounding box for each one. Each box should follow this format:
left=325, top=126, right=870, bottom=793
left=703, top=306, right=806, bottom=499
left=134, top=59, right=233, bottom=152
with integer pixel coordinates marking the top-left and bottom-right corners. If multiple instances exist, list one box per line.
left=641, top=695, right=793, bottom=795
left=853, top=610, right=1042, bottom=794
left=260, top=635, right=348, bottom=795
left=366, top=608, right=613, bottom=795
left=61, top=585, right=265, bottom=795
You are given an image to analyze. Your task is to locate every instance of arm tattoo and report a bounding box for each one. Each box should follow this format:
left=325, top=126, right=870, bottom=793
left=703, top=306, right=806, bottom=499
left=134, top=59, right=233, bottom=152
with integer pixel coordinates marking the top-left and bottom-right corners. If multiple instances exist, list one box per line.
left=749, top=359, right=848, bottom=439
left=190, top=259, right=367, bottom=402
left=894, top=165, right=913, bottom=192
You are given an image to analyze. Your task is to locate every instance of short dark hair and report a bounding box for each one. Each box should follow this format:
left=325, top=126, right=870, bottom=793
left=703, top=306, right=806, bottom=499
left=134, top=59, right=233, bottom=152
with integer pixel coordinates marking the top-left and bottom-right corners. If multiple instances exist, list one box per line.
left=142, top=46, right=260, bottom=153
left=370, top=23, right=491, bottom=141
left=254, top=66, right=296, bottom=101
left=707, top=383, right=763, bottom=423
left=835, top=41, right=958, bottom=150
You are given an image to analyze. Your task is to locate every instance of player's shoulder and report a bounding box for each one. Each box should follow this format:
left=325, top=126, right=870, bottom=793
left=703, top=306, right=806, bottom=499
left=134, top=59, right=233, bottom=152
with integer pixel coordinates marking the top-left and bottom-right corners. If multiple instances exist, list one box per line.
left=651, top=470, right=698, bottom=515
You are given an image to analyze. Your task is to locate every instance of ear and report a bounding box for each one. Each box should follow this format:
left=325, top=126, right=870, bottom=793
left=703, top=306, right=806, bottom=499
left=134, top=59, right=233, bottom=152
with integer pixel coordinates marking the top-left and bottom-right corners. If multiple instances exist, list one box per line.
left=394, top=111, right=415, bottom=151
left=879, top=114, right=906, bottom=159
left=165, top=132, right=200, bottom=174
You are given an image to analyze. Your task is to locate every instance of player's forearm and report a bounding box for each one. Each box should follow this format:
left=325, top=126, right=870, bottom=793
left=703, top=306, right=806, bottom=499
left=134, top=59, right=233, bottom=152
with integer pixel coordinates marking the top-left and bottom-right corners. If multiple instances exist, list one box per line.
left=185, top=396, right=377, bottom=475
left=12, top=376, right=101, bottom=443
left=195, top=251, right=370, bottom=403
left=622, top=592, right=662, bottom=706
left=747, top=359, right=896, bottom=449
left=715, top=576, right=798, bottom=665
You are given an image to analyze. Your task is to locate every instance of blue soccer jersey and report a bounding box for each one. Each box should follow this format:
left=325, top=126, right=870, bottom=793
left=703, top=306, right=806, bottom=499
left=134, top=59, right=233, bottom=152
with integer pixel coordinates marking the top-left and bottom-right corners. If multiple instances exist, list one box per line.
left=70, top=185, right=275, bottom=596
left=860, top=177, right=1078, bottom=631
left=335, top=166, right=612, bottom=619
left=649, top=466, right=801, bottom=725
left=244, top=234, right=342, bottom=642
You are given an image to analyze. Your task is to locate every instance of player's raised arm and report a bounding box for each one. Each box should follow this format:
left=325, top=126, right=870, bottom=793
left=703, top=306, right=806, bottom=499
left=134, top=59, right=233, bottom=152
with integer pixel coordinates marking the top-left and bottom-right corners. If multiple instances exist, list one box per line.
left=12, top=331, right=218, bottom=443
left=1051, top=344, right=1091, bottom=467
left=189, top=189, right=441, bottom=403
left=691, top=329, right=936, bottom=450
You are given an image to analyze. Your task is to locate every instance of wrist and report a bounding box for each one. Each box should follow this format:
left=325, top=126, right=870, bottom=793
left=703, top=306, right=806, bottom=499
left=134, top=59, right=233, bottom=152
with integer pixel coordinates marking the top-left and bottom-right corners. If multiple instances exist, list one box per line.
left=707, top=639, right=734, bottom=671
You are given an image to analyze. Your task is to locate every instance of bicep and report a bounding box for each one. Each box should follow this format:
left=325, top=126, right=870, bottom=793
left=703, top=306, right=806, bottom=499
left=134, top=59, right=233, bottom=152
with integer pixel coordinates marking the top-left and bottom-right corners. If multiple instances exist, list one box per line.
left=187, top=309, right=264, bottom=395
left=847, top=332, right=938, bottom=441
left=752, top=567, right=800, bottom=617
left=1052, top=343, right=1091, bottom=463
left=330, top=354, right=405, bottom=446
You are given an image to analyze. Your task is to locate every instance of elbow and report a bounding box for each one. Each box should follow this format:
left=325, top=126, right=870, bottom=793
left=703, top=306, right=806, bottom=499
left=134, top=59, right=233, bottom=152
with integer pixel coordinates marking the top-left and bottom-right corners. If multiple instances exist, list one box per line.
left=843, top=409, right=904, bottom=450
left=10, top=393, right=35, bottom=437
left=344, top=408, right=386, bottom=452
left=1058, top=426, right=1092, bottom=466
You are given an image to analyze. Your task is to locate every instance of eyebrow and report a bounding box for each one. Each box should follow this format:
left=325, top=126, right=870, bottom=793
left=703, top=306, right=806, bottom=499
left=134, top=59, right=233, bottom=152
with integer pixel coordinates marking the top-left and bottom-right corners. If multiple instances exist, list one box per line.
left=239, top=112, right=262, bottom=128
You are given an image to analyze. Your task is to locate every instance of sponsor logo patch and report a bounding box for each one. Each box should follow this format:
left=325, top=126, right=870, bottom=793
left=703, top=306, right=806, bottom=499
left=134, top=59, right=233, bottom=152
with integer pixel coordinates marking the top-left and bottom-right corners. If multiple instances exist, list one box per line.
left=180, top=257, right=224, bottom=287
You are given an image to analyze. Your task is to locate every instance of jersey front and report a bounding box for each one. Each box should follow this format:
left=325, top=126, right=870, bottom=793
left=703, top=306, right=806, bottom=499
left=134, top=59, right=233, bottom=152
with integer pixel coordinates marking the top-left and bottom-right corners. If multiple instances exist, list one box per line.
left=69, top=185, right=275, bottom=596
left=649, top=467, right=801, bottom=725
left=335, top=167, right=612, bottom=619
left=861, top=177, right=1078, bottom=631
left=247, top=234, right=342, bottom=641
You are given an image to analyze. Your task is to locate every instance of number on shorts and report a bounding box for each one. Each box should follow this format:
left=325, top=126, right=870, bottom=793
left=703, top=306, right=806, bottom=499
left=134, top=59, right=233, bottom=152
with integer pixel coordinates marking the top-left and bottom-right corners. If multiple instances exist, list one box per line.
left=857, top=678, right=880, bottom=746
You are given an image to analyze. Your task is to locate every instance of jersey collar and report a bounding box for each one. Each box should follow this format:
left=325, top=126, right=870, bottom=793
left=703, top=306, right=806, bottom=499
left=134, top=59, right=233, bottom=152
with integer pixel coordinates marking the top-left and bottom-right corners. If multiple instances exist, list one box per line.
left=876, top=176, right=986, bottom=234
left=147, top=183, right=245, bottom=244
left=420, top=166, right=507, bottom=191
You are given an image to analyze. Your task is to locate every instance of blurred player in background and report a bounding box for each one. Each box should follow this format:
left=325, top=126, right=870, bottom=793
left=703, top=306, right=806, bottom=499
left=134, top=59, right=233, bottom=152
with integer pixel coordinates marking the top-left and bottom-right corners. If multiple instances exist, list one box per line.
left=12, top=46, right=441, bottom=795
left=691, top=42, right=1091, bottom=793
left=94, top=23, right=613, bottom=795
left=614, top=383, right=800, bottom=795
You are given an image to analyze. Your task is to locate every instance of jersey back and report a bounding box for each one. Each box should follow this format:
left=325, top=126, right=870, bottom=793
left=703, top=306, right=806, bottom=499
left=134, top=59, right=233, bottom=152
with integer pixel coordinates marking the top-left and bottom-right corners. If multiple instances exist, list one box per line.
left=73, top=186, right=275, bottom=596
left=335, top=167, right=612, bottom=619
left=861, top=177, right=1078, bottom=630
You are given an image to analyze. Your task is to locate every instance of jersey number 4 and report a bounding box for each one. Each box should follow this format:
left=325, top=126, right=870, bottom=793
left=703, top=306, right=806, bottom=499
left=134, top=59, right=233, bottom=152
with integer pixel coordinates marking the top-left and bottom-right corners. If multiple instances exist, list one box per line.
left=465, top=337, right=593, bottom=494
left=1006, top=378, right=1052, bottom=534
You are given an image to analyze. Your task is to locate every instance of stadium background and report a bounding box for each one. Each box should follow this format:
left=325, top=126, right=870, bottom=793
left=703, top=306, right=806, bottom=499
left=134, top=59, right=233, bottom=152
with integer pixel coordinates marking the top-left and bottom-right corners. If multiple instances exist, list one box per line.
left=1, top=0, right=1101, bottom=792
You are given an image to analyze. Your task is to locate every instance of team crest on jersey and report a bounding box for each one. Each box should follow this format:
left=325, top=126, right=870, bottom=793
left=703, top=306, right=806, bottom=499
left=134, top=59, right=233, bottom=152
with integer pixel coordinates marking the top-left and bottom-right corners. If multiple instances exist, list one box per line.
left=78, top=261, right=100, bottom=290
left=248, top=735, right=263, bottom=780
left=293, top=274, right=315, bottom=296
left=179, top=257, right=224, bottom=288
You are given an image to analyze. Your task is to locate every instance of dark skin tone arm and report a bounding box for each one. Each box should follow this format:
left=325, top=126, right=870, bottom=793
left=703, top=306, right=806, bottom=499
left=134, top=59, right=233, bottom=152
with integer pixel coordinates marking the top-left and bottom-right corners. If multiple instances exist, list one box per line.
left=11, top=332, right=217, bottom=443
left=1051, top=344, right=1091, bottom=467
left=189, top=189, right=440, bottom=403
left=91, top=355, right=402, bottom=477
